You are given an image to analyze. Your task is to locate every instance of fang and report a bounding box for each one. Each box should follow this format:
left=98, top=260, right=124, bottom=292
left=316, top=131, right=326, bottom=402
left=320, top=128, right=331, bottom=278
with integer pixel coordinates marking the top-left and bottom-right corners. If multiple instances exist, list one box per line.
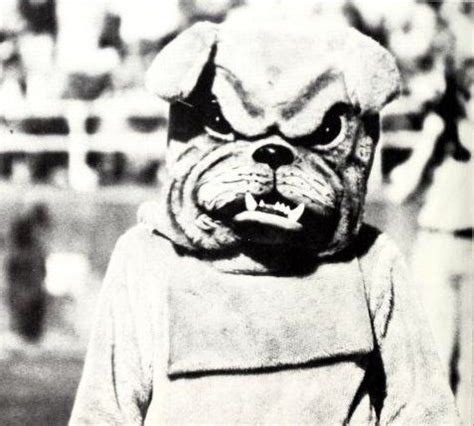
left=288, top=203, right=305, bottom=222
left=245, top=193, right=257, bottom=211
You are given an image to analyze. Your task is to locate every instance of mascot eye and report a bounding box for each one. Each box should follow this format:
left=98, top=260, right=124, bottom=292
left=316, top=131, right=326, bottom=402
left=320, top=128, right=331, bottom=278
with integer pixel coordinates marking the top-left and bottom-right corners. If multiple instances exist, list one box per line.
left=295, top=103, right=349, bottom=148
left=202, top=97, right=235, bottom=141
left=316, top=114, right=342, bottom=145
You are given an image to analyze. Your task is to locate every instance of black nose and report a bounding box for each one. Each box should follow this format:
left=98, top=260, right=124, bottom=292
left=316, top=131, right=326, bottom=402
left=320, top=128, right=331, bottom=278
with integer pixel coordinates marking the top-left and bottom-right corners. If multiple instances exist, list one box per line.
left=252, top=144, right=294, bottom=170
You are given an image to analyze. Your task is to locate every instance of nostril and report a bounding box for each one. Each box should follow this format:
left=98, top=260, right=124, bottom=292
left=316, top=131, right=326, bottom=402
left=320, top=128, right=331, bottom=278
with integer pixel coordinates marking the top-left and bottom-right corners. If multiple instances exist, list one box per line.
left=252, top=144, right=294, bottom=170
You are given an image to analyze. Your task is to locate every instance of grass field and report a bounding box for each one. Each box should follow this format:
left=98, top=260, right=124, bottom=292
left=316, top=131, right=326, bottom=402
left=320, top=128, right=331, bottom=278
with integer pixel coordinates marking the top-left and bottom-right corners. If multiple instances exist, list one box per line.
left=0, top=352, right=83, bottom=426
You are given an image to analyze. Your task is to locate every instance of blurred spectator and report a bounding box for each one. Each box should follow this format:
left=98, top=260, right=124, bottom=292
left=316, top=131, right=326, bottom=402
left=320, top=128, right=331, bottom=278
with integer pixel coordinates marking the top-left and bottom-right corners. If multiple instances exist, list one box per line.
left=19, top=0, right=57, bottom=36
left=5, top=203, right=50, bottom=342
left=17, top=0, right=57, bottom=100
left=56, top=0, right=119, bottom=100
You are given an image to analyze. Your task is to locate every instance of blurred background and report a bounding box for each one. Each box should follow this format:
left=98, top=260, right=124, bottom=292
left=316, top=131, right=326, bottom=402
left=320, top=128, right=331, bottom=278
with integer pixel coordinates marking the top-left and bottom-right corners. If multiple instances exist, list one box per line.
left=0, top=0, right=472, bottom=424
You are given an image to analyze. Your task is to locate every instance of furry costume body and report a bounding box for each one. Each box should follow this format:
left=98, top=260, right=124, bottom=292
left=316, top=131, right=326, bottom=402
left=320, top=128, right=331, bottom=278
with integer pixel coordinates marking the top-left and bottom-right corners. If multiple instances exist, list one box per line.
left=71, top=14, right=458, bottom=425
left=70, top=224, right=457, bottom=425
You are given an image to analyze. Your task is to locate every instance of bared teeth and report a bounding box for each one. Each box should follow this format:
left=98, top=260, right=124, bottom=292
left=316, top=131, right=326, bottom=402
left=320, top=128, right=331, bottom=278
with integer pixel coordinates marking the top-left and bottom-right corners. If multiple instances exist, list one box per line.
left=243, top=196, right=304, bottom=222
left=245, top=193, right=257, bottom=211
left=288, top=203, right=305, bottom=222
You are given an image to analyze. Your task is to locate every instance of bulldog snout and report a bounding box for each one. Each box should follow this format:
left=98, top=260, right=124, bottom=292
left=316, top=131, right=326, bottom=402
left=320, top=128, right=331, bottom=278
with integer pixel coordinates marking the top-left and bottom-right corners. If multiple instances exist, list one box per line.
left=252, top=144, right=294, bottom=170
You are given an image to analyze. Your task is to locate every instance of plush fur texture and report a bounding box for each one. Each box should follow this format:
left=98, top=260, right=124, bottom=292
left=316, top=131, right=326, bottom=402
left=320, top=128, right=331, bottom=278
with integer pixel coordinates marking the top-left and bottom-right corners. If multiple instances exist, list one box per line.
left=145, top=16, right=401, bottom=260
left=167, top=257, right=373, bottom=375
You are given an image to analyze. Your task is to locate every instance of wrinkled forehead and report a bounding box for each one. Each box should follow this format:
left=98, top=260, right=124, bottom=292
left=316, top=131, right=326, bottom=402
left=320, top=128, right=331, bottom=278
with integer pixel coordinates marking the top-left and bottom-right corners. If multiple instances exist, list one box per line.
left=215, top=22, right=344, bottom=94
left=212, top=22, right=351, bottom=138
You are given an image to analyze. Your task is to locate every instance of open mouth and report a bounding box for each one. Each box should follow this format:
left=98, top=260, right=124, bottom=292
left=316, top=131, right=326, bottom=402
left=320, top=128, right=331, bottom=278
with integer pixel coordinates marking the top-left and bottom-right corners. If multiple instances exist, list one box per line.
left=233, top=193, right=305, bottom=232
left=203, top=190, right=339, bottom=245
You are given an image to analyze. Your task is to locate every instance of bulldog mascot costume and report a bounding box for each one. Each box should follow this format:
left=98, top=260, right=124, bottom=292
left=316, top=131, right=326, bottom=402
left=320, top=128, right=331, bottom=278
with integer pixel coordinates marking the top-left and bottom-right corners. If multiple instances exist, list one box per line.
left=70, top=14, right=458, bottom=425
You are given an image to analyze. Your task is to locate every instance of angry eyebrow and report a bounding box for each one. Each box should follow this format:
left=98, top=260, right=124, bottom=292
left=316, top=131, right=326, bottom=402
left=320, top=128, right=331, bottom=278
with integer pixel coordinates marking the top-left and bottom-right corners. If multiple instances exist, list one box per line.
left=280, top=71, right=341, bottom=120
left=215, top=65, right=266, bottom=118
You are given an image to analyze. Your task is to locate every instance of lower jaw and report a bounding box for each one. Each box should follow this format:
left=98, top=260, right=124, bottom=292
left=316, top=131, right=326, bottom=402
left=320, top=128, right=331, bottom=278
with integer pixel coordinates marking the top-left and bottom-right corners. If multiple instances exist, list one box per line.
left=231, top=222, right=335, bottom=251
left=232, top=221, right=303, bottom=245
left=233, top=210, right=337, bottom=244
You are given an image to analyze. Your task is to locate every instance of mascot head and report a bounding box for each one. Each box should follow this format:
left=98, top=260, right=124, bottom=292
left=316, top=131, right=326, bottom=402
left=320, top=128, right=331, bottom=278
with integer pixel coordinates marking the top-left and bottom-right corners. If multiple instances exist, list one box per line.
left=146, top=15, right=400, bottom=258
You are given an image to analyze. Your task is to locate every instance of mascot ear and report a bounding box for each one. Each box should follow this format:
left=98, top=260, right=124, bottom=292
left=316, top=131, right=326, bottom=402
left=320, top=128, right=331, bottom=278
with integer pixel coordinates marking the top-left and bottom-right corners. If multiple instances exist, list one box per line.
left=146, top=21, right=219, bottom=102
left=341, top=29, right=402, bottom=113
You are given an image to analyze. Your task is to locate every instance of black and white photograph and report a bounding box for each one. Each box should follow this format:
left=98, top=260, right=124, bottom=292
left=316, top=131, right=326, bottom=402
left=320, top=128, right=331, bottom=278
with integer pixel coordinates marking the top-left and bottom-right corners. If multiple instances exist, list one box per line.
left=0, top=0, right=472, bottom=424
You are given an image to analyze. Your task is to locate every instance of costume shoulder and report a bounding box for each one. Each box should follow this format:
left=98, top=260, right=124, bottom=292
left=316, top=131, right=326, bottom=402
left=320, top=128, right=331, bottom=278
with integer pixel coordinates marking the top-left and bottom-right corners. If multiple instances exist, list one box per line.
left=355, top=223, right=404, bottom=280
left=114, top=221, right=179, bottom=268
left=102, top=222, right=183, bottom=311
left=355, top=224, right=409, bottom=340
left=354, top=228, right=460, bottom=424
left=70, top=223, right=157, bottom=425
left=354, top=223, right=396, bottom=256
